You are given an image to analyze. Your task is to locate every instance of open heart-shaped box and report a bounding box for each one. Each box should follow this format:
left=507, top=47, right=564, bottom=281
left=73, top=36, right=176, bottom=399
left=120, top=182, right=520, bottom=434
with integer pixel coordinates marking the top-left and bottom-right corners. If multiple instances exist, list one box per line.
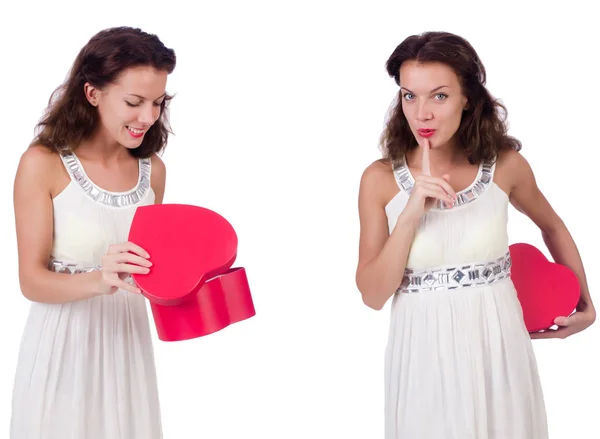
left=509, top=243, right=579, bottom=332
left=128, top=204, right=256, bottom=341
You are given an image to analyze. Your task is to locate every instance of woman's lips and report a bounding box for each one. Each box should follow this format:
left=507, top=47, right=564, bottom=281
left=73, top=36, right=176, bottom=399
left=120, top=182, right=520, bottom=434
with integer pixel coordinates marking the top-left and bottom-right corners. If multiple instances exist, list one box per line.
left=417, top=129, right=436, bottom=138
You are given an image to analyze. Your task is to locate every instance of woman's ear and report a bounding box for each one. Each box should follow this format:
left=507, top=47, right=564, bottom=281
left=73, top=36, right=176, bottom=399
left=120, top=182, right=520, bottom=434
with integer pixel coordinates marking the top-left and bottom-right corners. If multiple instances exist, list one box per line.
left=84, top=82, right=100, bottom=107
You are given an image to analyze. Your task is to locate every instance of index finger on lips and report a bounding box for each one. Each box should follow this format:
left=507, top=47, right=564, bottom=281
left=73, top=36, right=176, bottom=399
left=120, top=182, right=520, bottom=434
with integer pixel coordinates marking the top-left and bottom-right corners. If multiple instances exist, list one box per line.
left=422, top=139, right=431, bottom=177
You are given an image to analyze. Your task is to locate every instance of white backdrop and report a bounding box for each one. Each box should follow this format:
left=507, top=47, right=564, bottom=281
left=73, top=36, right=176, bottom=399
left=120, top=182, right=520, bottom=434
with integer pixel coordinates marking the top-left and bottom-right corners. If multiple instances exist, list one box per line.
left=1, top=1, right=598, bottom=438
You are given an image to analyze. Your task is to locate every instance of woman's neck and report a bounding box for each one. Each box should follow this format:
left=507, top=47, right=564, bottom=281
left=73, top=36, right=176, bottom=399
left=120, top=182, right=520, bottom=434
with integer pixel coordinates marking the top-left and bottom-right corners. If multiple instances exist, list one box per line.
left=75, top=131, right=131, bottom=165
left=407, top=144, right=469, bottom=175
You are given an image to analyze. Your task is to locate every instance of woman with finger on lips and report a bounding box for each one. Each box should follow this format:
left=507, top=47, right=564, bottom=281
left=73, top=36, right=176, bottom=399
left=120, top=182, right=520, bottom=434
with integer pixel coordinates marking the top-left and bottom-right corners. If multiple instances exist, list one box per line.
left=355, top=31, right=594, bottom=439
left=11, top=27, right=175, bottom=439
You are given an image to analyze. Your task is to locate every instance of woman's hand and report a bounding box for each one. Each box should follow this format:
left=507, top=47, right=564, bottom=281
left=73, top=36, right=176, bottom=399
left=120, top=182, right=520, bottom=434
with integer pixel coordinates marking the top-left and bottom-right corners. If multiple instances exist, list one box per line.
left=96, top=242, right=152, bottom=295
left=530, top=299, right=596, bottom=339
left=402, top=139, right=457, bottom=221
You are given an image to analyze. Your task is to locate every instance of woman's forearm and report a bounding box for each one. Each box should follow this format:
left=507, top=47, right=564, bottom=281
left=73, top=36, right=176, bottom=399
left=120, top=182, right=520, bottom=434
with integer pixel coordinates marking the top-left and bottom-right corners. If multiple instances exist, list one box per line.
left=357, top=213, right=419, bottom=310
left=20, top=268, right=103, bottom=304
left=542, top=222, right=594, bottom=309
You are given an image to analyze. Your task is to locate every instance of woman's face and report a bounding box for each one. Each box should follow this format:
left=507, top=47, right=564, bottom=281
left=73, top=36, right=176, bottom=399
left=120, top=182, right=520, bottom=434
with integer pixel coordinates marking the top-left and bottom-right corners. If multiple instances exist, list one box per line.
left=86, top=65, right=168, bottom=150
left=399, top=60, right=468, bottom=150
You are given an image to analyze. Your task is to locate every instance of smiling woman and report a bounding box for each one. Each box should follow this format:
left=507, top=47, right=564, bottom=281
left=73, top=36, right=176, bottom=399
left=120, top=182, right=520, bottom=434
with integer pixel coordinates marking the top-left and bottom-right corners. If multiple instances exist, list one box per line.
left=91, top=66, right=168, bottom=146
left=31, top=27, right=175, bottom=160
left=10, top=27, right=176, bottom=439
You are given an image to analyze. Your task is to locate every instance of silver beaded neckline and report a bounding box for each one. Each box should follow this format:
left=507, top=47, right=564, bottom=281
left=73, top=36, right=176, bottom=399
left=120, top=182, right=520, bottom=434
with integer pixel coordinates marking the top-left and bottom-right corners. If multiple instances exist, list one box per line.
left=392, top=155, right=494, bottom=211
left=61, top=153, right=151, bottom=208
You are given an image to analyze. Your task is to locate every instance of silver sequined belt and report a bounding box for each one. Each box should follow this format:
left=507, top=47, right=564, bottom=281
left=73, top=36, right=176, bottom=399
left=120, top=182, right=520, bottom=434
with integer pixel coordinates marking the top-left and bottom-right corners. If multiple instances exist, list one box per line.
left=48, top=259, right=135, bottom=284
left=49, top=259, right=101, bottom=274
left=397, top=251, right=511, bottom=293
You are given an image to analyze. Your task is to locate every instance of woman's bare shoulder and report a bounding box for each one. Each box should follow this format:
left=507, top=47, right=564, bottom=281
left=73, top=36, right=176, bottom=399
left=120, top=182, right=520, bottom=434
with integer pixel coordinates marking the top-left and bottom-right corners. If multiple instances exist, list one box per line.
left=494, top=148, right=531, bottom=195
left=16, top=145, right=68, bottom=197
left=362, top=158, right=393, bottom=180
left=360, top=158, right=398, bottom=205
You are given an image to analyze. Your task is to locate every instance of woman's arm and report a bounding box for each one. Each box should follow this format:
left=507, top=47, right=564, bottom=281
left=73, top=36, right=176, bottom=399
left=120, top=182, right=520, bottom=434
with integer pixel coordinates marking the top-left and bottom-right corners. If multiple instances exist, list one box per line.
left=14, top=146, right=106, bottom=303
left=356, top=161, right=419, bottom=310
left=502, top=150, right=595, bottom=338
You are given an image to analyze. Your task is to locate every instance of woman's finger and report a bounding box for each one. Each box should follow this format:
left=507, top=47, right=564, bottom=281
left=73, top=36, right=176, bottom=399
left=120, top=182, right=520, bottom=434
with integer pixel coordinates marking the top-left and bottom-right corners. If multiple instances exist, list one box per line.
left=112, top=252, right=152, bottom=267
left=109, top=278, right=142, bottom=294
left=419, top=186, right=454, bottom=206
left=421, top=139, right=431, bottom=177
left=530, top=328, right=570, bottom=340
left=106, top=241, right=150, bottom=258
left=417, top=176, right=457, bottom=199
left=103, top=262, right=151, bottom=275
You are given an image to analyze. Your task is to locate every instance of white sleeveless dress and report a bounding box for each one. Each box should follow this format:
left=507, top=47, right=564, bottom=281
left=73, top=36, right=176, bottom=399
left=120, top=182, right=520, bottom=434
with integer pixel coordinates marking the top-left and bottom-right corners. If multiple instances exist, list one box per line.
left=10, top=153, right=162, bottom=439
left=384, top=157, right=548, bottom=438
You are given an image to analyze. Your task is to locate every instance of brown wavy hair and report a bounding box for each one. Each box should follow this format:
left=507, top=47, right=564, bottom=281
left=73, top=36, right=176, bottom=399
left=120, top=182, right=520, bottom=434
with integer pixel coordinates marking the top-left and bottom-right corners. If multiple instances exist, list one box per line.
left=31, top=26, right=176, bottom=159
left=381, top=31, right=521, bottom=164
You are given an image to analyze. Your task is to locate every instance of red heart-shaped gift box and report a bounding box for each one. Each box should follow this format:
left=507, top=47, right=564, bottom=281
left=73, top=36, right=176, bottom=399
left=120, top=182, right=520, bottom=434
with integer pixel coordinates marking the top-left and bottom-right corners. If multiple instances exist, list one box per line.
left=129, top=204, right=256, bottom=341
left=509, top=243, right=579, bottom=332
